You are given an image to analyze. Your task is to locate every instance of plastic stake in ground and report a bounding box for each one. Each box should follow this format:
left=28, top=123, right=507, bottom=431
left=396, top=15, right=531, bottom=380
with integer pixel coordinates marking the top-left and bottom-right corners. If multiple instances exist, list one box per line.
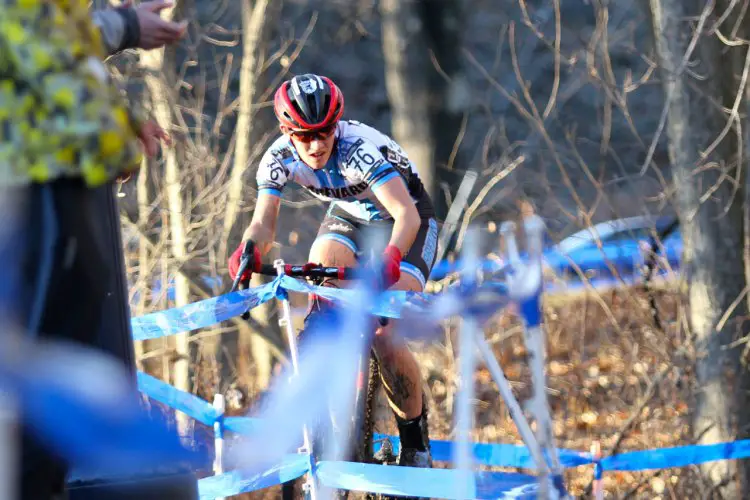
left=474, top=334, right=548, bottom=474
left=212, top=393, right=226, bottom=500
left=505, top=216, right=566, bottom=499
left=500, top=221, right=522, bottom=269
left=454, top=226, right=480, bottom=498
left=435, top=169, right=478, bottom=265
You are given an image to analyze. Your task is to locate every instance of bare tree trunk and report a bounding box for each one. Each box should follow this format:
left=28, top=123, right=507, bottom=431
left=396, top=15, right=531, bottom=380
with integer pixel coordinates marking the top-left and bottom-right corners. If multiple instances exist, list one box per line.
left=220, top=0, right=281, bottom=394
left=140, top=2, right=192, bottom=436
left=416, top=0, right=470, bottom=217
left=380, top=0, right=469, bottom=219
left=380, top=0, right=436, bottom=200
left=134, top=156, right=150, bottom=373
left=648, top=0, right=750, bottom=494
left=221, top=0, right=273, bottom=259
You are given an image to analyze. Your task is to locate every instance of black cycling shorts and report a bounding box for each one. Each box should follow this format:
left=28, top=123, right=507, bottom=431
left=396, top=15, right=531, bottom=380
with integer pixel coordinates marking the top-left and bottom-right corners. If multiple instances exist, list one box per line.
left=314, top=205, right=439, bottom=289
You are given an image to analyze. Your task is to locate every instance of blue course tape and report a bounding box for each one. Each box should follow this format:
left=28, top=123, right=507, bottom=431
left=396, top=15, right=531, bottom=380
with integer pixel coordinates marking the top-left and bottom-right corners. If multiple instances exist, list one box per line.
left=278, top=275, right=427, bottom=319
left=600, top=439, right=750, bottom=472
left=130, top=259, right=674, bottom=343
left=129, top=277, right=426, bottom=341
left=137, top=372, right=220, bottom=427
left=316, top=461, right=539, bottom=499
left=223, top=416, right=260, bottom=435
left=130, top=234, right=682, bottom=342
left=131, top=282, right=277, bottom=341
left=215, top=417, right=592, bottom=471
left=433, top=439, right=591, bottom=469
left=197, top=453, right=309, bottom=499
left=374, top=434, right=592, bottom=469
left=130, top=375, right=750, bottom=479
left=134, top=374, right=750, bottom=496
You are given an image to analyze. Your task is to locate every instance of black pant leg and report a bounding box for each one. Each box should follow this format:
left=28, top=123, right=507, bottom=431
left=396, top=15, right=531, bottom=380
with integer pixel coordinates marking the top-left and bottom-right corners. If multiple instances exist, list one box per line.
left=16, top=179, right=113, bottom=500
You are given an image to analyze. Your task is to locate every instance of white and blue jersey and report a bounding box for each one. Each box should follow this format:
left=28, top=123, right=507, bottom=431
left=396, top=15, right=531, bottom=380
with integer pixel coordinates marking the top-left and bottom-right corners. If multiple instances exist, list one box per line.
left=256, top=120, right=434, bottom=222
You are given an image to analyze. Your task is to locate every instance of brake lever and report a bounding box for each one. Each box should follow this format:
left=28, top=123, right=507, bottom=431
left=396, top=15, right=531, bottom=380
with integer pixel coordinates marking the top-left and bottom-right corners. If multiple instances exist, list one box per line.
left=237, top=277, right=251, bottom=320
left=230, top=240, right=257, bottom=320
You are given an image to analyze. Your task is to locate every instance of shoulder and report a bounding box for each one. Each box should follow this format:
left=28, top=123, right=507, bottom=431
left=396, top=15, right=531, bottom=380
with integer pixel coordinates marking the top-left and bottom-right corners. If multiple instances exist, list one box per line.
left=337, top=120, right=387, bottom=159
left=265, top=134, right=295, bottom=157
left=257, top=135, right=295, bottom=182
left=259, top=135, right=295, bottom=168
left=337, top=128, right=389, bottom=176
left=337, top=120, right=391, bottom=146
left=337, top=120, right=409, bottom=163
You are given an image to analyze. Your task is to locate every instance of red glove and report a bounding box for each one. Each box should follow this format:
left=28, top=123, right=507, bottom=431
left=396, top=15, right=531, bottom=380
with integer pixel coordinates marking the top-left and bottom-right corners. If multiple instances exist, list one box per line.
left=379, top=244, right=402, bottom=290
left=228, top=240, right=261, bottom=282
left=302, top=262, right=320, bottom=274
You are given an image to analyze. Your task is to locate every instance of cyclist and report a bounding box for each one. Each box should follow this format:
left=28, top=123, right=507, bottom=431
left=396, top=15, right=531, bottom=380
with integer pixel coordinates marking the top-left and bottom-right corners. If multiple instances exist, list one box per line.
left=228, top=73, right=437, bottom=468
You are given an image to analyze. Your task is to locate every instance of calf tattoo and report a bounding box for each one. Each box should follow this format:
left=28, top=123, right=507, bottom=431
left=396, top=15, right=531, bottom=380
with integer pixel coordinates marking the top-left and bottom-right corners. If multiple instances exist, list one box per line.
left=380, top=364, right=416, bottom=412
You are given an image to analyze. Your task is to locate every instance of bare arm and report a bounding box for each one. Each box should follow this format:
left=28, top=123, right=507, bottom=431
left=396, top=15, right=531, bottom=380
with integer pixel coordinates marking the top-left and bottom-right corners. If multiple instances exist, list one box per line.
left=242, top=193, right=281, bottom=256
left=373, top=178, right=421, bottom=256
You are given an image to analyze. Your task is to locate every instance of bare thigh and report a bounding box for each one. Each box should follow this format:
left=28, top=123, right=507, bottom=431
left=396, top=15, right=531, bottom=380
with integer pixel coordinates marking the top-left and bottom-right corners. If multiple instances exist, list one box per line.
left=308, top=237, right=357, bottom=287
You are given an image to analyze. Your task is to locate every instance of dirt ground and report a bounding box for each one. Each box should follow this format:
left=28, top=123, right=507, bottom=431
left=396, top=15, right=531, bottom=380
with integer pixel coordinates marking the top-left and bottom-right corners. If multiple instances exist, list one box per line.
left=153, top=280, right=720, bottom=499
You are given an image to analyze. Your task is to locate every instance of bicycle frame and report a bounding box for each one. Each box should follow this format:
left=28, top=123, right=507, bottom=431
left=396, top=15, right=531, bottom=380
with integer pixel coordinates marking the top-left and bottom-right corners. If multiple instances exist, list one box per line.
left=230, top=243, right=372, bottom=499
left=281, top=262, right=381, bottom=499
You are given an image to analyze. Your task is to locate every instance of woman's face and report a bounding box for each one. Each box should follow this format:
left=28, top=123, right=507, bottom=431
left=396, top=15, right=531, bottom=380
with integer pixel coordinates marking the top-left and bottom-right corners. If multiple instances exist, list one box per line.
left=284, top=124, right=337, bottom=169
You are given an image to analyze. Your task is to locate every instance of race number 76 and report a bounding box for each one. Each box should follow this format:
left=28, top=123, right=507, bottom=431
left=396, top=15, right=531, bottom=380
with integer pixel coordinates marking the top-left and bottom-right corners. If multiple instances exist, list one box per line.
left=348, top=146, right=376, bottom=172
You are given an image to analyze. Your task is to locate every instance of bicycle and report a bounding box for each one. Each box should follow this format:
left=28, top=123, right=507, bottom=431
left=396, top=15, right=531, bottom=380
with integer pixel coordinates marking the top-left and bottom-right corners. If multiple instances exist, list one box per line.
left=229, top=241, right=430, bottom=500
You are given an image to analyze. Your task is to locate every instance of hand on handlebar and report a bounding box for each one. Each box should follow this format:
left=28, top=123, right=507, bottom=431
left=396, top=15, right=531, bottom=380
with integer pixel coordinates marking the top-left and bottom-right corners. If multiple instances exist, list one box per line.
left=228, top=240, right=261, bottom=284
left=301, top=262, right=323, bottom=275
left=365, top=244, right=402, bottom=292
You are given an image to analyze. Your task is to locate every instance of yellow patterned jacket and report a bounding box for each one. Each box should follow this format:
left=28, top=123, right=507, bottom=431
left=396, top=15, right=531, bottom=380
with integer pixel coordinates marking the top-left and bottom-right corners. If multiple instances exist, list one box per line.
left=0, top=0, right=144, bottom=188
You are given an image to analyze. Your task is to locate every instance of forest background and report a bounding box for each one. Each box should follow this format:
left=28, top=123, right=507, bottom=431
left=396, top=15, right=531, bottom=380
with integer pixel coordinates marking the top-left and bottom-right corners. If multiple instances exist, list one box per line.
left=98, top=0, right=750, bottom=497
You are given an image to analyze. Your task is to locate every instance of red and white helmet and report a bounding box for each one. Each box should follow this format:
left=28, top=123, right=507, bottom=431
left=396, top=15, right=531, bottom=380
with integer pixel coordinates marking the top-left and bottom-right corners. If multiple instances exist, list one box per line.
left=273, top=74, right=345, bottom=131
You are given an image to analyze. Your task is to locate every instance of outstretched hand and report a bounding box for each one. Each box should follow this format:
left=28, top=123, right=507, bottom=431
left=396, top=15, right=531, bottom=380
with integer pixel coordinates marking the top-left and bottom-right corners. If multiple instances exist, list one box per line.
left=138, top=120, right=171, bottom=158
left=117, top=120, right=170, bottom=182
left=123, top=0, right=188, bottom=50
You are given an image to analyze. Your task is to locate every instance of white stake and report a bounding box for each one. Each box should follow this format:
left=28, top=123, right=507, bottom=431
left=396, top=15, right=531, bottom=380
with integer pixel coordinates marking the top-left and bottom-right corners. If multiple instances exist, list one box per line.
left=453, top=226, right=479, bottom=499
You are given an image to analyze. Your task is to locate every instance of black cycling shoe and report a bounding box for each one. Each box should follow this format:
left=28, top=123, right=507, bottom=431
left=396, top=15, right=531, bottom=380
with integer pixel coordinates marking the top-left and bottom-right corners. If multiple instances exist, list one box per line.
left=396, top=447, right=433, bottom=468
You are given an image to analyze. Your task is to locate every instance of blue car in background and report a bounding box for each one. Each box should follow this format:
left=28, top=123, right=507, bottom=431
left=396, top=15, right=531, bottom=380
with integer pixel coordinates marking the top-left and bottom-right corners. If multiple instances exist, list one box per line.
left=545, top=215, right=681, bottom=278
left=551, top=215, right=680, bottom=254
left=428, top=215, right=682, bottom=287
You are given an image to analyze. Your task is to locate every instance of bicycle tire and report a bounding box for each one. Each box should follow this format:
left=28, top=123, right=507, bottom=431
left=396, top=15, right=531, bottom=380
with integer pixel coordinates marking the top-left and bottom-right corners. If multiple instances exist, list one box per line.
left=283, top=351, right=433, bottom=500
left=286, top=350, right=381, bottom=500
left=280, top=301, right=433, bottom=500
left=282, top=306, right=370, bottom=500
left=363, top=370, right=433, bottom=500
left=291, top=358, right=376, bottom=500
left=362, top=355, right=385, bottom=500
left=358, top=354, right=379, bottom=465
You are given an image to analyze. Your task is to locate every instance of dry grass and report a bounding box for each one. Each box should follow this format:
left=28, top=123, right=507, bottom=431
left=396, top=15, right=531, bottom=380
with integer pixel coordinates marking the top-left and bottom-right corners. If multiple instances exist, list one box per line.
left=154, top=280, right=718, bottom=499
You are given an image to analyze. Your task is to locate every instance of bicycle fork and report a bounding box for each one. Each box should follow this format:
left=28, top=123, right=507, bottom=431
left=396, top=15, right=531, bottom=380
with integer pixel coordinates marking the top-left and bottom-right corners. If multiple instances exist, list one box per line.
left=273, top=259, right=320, bottom=500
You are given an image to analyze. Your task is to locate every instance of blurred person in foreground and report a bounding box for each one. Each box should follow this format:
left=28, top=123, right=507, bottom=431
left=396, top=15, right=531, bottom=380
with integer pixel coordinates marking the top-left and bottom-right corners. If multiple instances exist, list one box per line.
left=0, top=1, right=185, bottom=498
left=227, top=74, right=437, bottom=469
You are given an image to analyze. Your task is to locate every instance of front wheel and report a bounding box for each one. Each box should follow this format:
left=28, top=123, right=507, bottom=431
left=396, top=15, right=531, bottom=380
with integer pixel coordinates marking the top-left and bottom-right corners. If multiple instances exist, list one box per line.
left=282, top=305, right=374, bottom=500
